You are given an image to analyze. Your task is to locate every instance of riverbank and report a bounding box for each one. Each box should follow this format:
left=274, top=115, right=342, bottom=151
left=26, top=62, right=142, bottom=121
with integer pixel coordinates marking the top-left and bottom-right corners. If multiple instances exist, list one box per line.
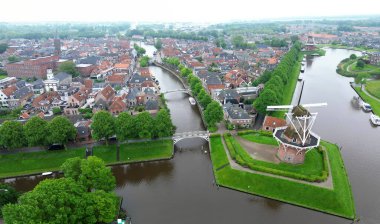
left=352, top=85, right=380, bottom=116
left=318, top=44, right=378, bottom=53
left=337, top=58, right=380, bottom=77
left=0, top=140, right=173, bottom=179
left=302, top=48, right=326, bottom=56
left=210, top=135, right=356, bottom=219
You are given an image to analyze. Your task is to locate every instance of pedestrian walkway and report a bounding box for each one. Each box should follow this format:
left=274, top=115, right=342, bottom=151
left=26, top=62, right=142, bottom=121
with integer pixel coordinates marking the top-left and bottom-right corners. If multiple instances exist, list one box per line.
left=362, top=85, right=380, bottom=103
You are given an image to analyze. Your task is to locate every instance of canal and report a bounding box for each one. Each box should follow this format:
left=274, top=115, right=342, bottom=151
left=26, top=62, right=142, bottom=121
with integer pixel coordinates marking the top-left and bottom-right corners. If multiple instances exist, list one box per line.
left=3, top=46, right=380, bottom=224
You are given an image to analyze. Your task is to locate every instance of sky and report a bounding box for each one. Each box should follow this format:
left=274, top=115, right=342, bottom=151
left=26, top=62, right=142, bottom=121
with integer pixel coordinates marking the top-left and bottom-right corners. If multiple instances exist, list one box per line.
left=0, top=0, right=379, bottom=23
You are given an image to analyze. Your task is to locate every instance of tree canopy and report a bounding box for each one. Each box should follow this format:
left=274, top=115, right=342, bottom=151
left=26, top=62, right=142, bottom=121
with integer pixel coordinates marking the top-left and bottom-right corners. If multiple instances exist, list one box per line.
left=204, top=101, right=224, bottom=128
left=0, top=121, right=25, bottom=149
left=154, top=39, right=162, bottom=50
left=24, top=117, right=48, bottom=146
left=58, top=61, right=81, bottom=77
left=91, top=111, right=115, bottom=144
left=46, top=116, right=76, bottom=146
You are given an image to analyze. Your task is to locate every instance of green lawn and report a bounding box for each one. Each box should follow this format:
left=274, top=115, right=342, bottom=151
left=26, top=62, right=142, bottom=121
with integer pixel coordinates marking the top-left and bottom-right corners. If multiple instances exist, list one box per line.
left=224, top=134, right=327, bottom=181
left=337, top=59, right=380, bottom=77
left=272, top=53, right=302, bottom=118
left=239, top=132, right=278, bottom=146
left=354, top=86, right=380, bottom=116
left=0, top=75, right=7, bottom=80
left=302, top=48, right=326, bottom=56
left=210, top=136, right=356, bottom=219
left=366, top=80, right=380, bottom=99
left=0, top=140, right=173, bottom=179
left=0, top=148, right=86, bottom=178
left=318, top=44, right=378, bottom=53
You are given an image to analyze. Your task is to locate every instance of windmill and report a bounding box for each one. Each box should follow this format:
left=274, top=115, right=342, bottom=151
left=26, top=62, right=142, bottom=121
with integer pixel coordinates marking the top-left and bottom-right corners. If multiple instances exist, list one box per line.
left=266, top=103, right=327, bottom=164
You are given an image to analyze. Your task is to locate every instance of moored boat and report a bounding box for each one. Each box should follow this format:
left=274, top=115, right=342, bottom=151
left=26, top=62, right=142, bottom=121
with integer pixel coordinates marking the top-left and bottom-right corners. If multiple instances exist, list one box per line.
left=362, top=102, right=372, bottom=112
left=42, top=172, right=53, bottom=176
left=370, top=114, right=380, bottom=126
left=189, top=97, right=196, bottom=105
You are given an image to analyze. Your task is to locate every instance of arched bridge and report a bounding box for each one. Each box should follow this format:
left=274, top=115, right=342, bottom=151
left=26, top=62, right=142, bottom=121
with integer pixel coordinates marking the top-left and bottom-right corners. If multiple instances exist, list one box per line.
left=173, top=131, right=210, bottom=144
left=161, top=89, right=191, bottom=95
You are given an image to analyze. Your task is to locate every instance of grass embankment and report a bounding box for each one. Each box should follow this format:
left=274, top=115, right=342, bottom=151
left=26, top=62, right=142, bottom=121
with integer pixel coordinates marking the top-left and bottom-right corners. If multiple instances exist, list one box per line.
left=0, top=75, right=7, bottom=80
left=318, top=44, right=378, bottom=53
left=272, top=52, right=303, bottom=118
left=354, top=86, right=380, bottom=116
left=224, top=133, right=327, bottom=182
left=93, top=140, right=173, bottom=164
left=0, top=140, right=173, bottom=179
left=337, top=58, right=380, bottom=77
left=366, top=80, right=380, bottom=99
left=210, top=135, right=355, bottom=219
left=302, top=48, right=326, bottom=56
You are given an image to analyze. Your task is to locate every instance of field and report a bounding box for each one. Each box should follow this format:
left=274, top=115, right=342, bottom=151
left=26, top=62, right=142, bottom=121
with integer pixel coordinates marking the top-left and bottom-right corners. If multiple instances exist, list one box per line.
left=354, top=86, right=380, bottom=116
left=210, top=135, right=356, bottom=219
left=0, top=140, right=173, bottom=179
left=337, top=59, right=380, bottom=77
left=365, top=80, right=380, bottom=99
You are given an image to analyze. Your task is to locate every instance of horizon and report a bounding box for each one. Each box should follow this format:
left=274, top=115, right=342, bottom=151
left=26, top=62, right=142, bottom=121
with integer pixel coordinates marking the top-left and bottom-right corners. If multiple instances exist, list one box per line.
left=1, top=0, right=380, bottom=23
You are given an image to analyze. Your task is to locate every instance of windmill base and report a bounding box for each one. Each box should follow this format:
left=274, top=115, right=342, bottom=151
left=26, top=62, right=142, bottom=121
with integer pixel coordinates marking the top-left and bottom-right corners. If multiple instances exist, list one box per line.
left=277, top=144, right=305, bottom=164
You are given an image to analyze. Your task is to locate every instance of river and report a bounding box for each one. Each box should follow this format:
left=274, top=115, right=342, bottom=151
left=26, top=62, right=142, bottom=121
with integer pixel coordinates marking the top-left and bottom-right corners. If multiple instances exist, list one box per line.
left=2, top=46, right=380, bottom=224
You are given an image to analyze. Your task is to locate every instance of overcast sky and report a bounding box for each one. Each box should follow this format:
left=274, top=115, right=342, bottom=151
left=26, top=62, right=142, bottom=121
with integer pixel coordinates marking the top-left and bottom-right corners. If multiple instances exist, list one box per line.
left=1, top=0, right=379, bottom=23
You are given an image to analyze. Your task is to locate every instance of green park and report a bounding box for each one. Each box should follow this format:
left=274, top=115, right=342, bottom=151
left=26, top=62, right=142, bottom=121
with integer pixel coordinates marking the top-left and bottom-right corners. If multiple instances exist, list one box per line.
left=210, top=132, right=355, bottom=219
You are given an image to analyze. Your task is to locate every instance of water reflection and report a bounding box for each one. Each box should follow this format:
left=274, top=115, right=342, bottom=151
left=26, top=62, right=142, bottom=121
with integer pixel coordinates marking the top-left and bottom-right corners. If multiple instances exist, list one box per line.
left=112, top=161, right=174, bottom=187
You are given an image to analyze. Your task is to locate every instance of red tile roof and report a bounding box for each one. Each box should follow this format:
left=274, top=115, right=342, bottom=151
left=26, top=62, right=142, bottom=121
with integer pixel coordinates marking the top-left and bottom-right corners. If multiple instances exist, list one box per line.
left=263, top=116, right=287, bottom=129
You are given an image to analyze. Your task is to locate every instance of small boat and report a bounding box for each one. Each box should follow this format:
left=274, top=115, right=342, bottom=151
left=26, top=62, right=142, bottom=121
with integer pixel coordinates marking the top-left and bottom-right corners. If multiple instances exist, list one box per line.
left=189, top=97, right=196, bottom=105
left=300, top=65, right=305, bottom=73
left=362, top=102, right=372, bottom=112
left=298, top=75, right=303, bottom=81
left=351, top=96, right=361, bottom=108
left=370, top=114, right=380, bottom=126
left=42, top=172, right=53, bottom=176
left=155, top=80, right=159, bottom=84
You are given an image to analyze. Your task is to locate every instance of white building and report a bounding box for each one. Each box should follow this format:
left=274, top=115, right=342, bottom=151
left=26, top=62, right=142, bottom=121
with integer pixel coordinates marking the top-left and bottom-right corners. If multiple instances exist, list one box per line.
left=43, top=69, right=59, bottom=92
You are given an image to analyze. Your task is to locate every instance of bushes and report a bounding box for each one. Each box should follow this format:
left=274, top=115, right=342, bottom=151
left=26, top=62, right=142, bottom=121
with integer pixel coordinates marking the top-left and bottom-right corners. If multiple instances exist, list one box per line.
left=223, top=134, right=328, bottom=182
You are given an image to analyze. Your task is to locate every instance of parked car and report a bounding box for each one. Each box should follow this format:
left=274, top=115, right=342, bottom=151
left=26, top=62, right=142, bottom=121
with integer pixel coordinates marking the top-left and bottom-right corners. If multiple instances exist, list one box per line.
left=48, top=144, right=64, bottom=150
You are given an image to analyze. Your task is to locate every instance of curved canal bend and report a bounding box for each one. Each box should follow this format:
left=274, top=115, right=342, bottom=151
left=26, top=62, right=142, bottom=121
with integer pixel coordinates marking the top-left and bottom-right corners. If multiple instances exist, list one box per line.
left=3, top=46, right=380, bottom=224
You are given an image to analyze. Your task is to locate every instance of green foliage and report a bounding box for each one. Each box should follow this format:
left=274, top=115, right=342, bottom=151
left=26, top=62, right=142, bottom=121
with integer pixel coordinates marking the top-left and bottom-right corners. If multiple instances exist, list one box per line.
left=204, top=101, right=224, bottom=128
left=163, top=57, right=180, bottom=67
left=254, top=89, right=279, bottom=114
left=0, top=121, right=25, bottom=149
left=58, top=61, right=81, bottom=77
left=91, top=111, right=115, bottom=144
left=46, top=116, right=76, bottom=145
left=356, top=60, right=365, bottom=68
left=354, top=73, right=370, bottom=87
left=0, top=184, right=19, bottom=218
left=153, top=109, right=174, bottom=138
left=290, top=35, right=299, bottom=43
left=232, top=35, right=255, bottom=49
left=139, top=55, right=150, bottom=67
left=198, top=89, right=212, bottom=108
left=350, top=54, right=357, bottom=60
left=7, top=55, right=19, bottom=63
left=265, top=38, right=288, bottom=47
left=214, top=38, right=227, bottom=49
left=134, top=112, right=154, bottom=139
left=3, top=157, right=117, bottom=223
left=24, top=117, right=48, bottom=146
left=154, top=39, right=162, bottom=50
left=52, top=107, right=62, bottom=115
left=133, top=44, right=146, bottom=57
left=115, top=112, right=134, bottom=141
left=180, top=67, right=192, bottom=77
left=62, top=156, right=116, bottom=192
left=365, top=79, right=380, bottom=99
left=0, top=43, right=8, bottom=54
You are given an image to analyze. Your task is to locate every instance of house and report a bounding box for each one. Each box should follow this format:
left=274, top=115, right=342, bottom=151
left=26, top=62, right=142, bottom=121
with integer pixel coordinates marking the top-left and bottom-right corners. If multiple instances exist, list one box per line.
left=225, top=69, right=248, bottom=88
left=126, top=88, right=139, bottom=107
left=262, top=116, right=287, bottom=132
left=74, top=120, right=92, bottom=142
left=94, top=85, right=115, bottom=109
left=0, top=77, right=17, bottom=89
left=109, top=96, right=127, bottom=115
left=32, top=79, right=45, bottom=95
left=145, top=99, right=159, bottom=114
left=0, top=85, right=17, bottom=107
left=369, top=52, right=380, bottom=65
left=7, top=86, right=34, bottom=108
left=32, top=91, right=61, bottom=112
left=204, top=75, right=224, bottom=93
left=43, top=69, right=72, bottom=92
left=224, top=103, right=253, bottom=128
left=217, top=89, right=241, bottom=105
left=105, top=74, right=126, bottom=88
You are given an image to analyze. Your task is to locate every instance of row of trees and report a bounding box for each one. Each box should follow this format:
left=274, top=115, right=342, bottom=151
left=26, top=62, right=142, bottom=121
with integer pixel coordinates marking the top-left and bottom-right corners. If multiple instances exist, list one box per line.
left=0, top=116, right=76, bottom=149
left=163, top=58, right=224, bottom=130
left=133, top=44, right=146, bottom=57
left=232, top=35, right=256, bottom=50
left=2, top=156, right=118, bottom=223
left=91, top=110, right=175, bottom=144
left=253, top=42, right=302, bottom=115
left=139, top=55, right=150, bottom=67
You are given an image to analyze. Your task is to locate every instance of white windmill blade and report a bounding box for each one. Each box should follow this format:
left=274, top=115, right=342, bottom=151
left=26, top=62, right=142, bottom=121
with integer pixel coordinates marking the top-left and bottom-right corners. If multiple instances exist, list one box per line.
left=266, top=105, right=294, bottom=111
left=300, top=103, right=328, bottom=108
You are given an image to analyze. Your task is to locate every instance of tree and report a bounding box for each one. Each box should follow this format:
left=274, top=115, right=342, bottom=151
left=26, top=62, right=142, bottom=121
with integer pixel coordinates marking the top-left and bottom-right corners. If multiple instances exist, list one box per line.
left=52, top=107, right=62, bottom=115
left=0, top=184, right=19, bottom=218
left=153, top=109, right=174, bottom=138
left=204, top=101, right=223, bottom=128
left=134, top=112, right=153, bottom=139
left=198, top=89, right=212, bottom=108
left=154, top=39, right=162, bottom=50
left=133, top=44, right=146, bottom=57
left=354, top=73, right=370, bottom=88
left=356, top=60, right=365, bottom=68
left=290, top=35, right=299, bottom=43
left=24, top=117, right=48, bottom=146
left=115, top=112, right=134, bottom=141
left=254, top=89, right=279, bottom=115
left=0, top=121, right=25, bottom=149
left=0, top=43, right=8, bottom=54
left=58, top=61, right=80, bottom=77
left=91, top=111, right=115, bottom=145
left=62, top=156, right=116, bottom=192
left=46, top=116, right=76, bottom=146
left=350, top=54, right=357, bottom=60
left=2, top=176, right=117, bottom=223
left=139, top=55, right=150, bottom=67
left=7, top=55, right=19, bottom=63
left=193, top=82, right=203, bottom=96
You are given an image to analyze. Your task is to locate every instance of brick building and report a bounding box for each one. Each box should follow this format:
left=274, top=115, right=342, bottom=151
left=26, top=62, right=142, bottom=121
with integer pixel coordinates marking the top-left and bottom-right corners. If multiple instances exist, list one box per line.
left=5, top=55, right=59, bottom=79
